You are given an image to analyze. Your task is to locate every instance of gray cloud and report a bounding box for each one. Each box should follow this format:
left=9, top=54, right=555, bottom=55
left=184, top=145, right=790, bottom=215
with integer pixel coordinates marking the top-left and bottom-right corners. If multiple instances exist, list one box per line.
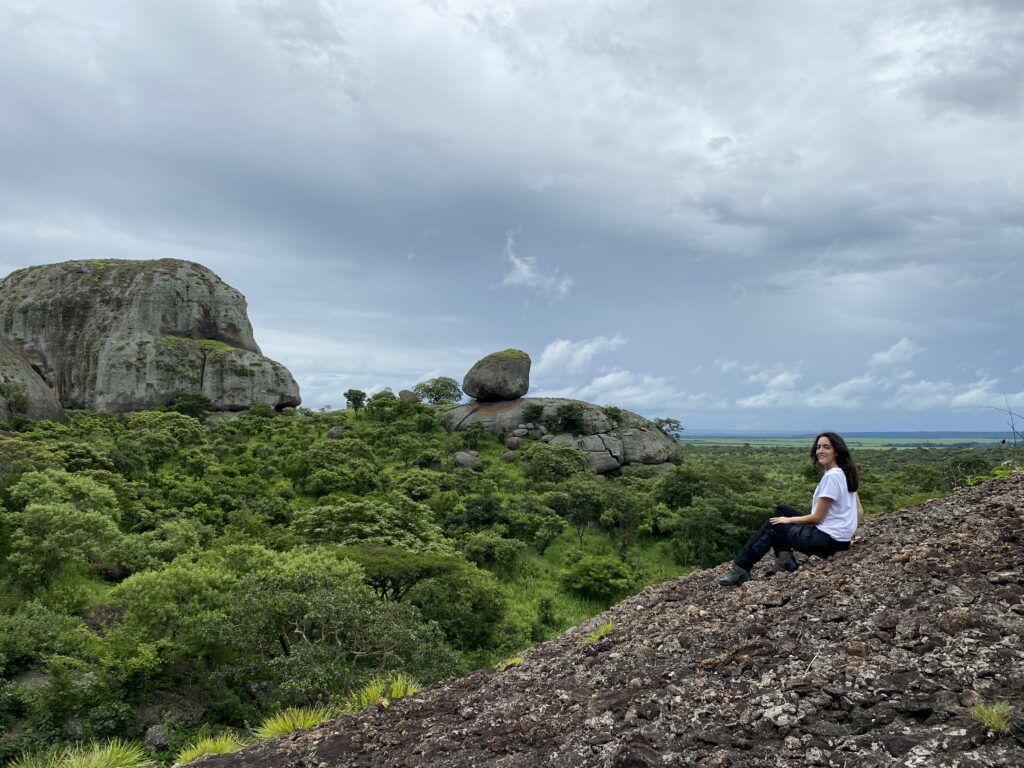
left=0, top=0, right=1021, bottom=431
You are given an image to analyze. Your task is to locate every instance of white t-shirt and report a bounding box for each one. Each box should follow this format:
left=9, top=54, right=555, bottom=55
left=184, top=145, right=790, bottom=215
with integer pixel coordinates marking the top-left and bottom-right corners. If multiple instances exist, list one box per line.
left=813, top=467, right=858, bottom=541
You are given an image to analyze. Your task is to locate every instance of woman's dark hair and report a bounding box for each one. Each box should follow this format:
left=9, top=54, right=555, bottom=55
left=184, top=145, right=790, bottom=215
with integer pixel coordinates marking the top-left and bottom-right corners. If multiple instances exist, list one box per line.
left=810, top=431, right=860, bottom=492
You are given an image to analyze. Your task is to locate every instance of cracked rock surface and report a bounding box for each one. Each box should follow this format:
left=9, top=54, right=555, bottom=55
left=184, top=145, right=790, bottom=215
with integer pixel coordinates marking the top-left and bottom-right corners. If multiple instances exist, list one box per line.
left=0, top=259, right=300, bottom=411
left=199, top=474, right=1024, bottom=768
left=439, top=397, right=676, bottom=472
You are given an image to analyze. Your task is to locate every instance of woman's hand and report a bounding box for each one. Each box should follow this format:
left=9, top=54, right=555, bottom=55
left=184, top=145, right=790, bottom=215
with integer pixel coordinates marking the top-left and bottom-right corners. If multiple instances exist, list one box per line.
left=769, top=516, right=794, bottom=525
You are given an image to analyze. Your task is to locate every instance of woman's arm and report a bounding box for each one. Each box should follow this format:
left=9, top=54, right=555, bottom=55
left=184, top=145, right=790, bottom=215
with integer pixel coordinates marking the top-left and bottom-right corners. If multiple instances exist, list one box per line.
left=856, top=495, right=864, bottom=525
left=770, top=496, right=832, bottom=525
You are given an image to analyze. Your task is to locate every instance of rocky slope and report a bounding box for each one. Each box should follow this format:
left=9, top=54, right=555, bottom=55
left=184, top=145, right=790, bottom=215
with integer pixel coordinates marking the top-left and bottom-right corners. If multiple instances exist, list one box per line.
left=200, top=474, right=1024, bottom=767
left=0, top=259, right=300, bottom=412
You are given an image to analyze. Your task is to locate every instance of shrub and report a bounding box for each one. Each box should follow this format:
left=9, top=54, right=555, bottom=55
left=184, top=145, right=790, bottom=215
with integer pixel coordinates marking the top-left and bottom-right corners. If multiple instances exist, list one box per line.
left=561, top=555, right=632, bottom=603
left=521, top=401, right=544, bottom=423
left=970, top=701, right=1012, bottom=733
left=544, top=402, right=586, bottom=435
left=601, top=405, right=624, bottom=426
left=345, top=672, right=420, bottom=712
left=253, top=705, right=338, bottom=740
left=174, top=733, right=249, bottom=765
left=171, top=391, right=214, bottom=419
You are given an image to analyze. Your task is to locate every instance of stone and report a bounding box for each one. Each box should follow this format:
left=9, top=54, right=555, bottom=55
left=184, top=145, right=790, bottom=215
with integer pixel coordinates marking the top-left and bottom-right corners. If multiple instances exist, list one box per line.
left=504, top=436, right=522, bottom=449
left=144, top=724, right=170, bottom=751
left=439, top=397, right=677, bottom=473
left=452, top=451, right=482, bottom=471
left=0, top=340, right=66, bottom=422
left=327, top=425, right=348, bottom=439
left=399, top=389, right=420, bottom=403
left=500, top=451, right=516, bottom=463
left=462, top=349, right=530, bottom=401
left=0, top=259, right=300, bottom=412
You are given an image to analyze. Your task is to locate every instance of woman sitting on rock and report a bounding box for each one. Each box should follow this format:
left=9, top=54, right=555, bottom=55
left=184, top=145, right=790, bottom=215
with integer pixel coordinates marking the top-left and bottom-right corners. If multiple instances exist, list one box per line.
left=719, top=431, right=863, bottom=587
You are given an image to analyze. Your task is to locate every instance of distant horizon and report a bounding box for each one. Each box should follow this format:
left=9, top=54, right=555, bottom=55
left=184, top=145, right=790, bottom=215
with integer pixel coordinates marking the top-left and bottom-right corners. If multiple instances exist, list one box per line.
left=681, top=428, right=1008, bottom=438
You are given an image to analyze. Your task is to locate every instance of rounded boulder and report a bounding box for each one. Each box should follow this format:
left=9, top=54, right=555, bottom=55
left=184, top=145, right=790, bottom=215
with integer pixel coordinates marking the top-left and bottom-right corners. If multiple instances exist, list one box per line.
left=463, top=349, right=531, bottom=401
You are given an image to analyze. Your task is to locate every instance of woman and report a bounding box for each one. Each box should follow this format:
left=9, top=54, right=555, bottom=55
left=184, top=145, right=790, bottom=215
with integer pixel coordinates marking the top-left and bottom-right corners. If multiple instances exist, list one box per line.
left=719, top=431, right=864, bottom=587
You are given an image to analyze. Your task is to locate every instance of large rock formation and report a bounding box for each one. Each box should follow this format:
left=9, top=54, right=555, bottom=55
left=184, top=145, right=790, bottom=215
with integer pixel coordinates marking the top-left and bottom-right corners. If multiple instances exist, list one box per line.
left=439, top=397, right=676, bottom=472
left=195, top=474, right=1024, bottom=767
left=0, top=340, right=66, bottom=422
left=462, top=349, right=531, bottom=401
left=0, top=259, right=300, bottom=412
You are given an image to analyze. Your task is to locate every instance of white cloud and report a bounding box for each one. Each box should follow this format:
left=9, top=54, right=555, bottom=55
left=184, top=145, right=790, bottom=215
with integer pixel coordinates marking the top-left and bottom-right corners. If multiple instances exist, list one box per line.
left=885, top=377, right=1024, bottom=411
left=536, top=367, right=726, bottom=412
left=534, top=333, right=626, bottom=376
left=746, top=369, right=802, bottom=389
left=869, top=338, right=924, bottom=367
left=738, top=374, right=875, bottom=410
left=501, top=230, right=573, bottom=300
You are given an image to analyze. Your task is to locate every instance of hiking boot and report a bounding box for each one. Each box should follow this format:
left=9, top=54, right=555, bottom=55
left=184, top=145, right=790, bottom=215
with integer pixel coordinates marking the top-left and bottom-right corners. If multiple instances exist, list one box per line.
left=718, top=564, right=752, bottom=587
left=769, top=550, right=799, bottom=575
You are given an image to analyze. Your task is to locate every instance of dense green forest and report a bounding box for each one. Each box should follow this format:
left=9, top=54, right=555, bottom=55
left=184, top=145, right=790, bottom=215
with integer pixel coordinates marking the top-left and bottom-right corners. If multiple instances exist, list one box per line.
left=0, top=395, right=1012, bottom=764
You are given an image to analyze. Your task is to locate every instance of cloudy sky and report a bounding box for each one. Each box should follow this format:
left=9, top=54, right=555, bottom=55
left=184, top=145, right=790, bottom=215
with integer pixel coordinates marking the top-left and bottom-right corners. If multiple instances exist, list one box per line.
left=1, top=0, right=1022, bottom=431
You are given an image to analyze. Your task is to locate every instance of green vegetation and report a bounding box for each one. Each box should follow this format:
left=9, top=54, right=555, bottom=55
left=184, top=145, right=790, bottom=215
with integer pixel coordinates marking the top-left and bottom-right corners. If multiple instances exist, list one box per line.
left=582, top=620, right=614, bottom=645
left=173, top=734, right=249, bottom=765
left=970, top=701, right=1013, bottom=733
left=253, top=705, right=338, bottom=740
left=0, top=400, right=1011, bottom=765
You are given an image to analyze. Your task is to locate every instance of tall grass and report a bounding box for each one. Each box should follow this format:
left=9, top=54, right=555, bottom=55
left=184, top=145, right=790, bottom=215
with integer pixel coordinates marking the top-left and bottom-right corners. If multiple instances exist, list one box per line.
left=253, top=704, right=338, bottom=741
left=174, top=733, right=249, bottom=765
left=10, top=740, right=147, bottom=768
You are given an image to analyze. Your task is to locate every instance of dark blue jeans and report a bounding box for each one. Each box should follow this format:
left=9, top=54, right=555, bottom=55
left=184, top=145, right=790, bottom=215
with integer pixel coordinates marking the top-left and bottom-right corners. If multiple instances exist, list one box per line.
left=734, top=505, right=850, bottom=571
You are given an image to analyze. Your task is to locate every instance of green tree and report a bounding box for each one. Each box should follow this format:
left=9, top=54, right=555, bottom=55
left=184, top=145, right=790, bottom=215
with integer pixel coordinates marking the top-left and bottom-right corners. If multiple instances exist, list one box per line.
left=561, top=554, right=632, bottom=603
left=562, top=474, right=606, bottom=545
left=171, top=391, right=214, bottom=419
left=519, top=442, right=588, bottom=484
left=413, top=377, right=463, bottom=405
left=339, top=544, right=461, bottom=601
left=600, top=483, right=651, bottom=554
left=290, top=496, right=449, bottom=552
left=344, top=389, right=367, bottom=411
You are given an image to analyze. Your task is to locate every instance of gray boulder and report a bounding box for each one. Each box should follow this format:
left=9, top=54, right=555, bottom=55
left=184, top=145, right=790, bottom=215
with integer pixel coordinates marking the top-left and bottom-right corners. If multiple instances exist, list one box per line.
left=439, top=397, right=677, bottom=473
left=453, top=451, right=483, bottom=471
left=144, top=724, right=170, bottom=751
left=0, top=259, right=300, bottom=412
left=500, top=451, right=516, bottom=463
left=463, top=349, right=530, bottom=401
left=398, top=389, right=420, bottom=403
left=0, top=340, right=66, bottom=422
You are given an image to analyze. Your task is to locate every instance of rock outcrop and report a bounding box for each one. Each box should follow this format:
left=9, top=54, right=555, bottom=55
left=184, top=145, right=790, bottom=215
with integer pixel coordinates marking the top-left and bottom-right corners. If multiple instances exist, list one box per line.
left=0, top=340, right=66, bottom=422
left=439, top=397, right=676, bottom=472
left=196, top=474, right=1024, bottom=767
left=0, top=259, right=300, bottom=412
left=462, top=349, right=531, bottom=401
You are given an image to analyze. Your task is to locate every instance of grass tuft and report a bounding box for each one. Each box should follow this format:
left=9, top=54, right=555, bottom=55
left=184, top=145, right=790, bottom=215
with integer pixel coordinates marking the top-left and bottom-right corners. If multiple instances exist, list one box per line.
left=495, top=656, right=525, bottom=671
left=970, top=701, right=1012, bottom=733
left=253, top=705, right=338, bottom=741
left=582, top=619, right=614, bottom=645
left=174, top=733, right=249, bottom=765
left=36, top=740, right=148, bottom=768
left=346, top=672, right=421, bottom=712
left=7, top=750, right=65, bottom=768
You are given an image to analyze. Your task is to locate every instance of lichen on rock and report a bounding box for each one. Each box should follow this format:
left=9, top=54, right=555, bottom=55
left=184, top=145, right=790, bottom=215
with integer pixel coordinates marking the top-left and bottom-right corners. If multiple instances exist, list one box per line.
left=0, top=259, right=300, bottom=412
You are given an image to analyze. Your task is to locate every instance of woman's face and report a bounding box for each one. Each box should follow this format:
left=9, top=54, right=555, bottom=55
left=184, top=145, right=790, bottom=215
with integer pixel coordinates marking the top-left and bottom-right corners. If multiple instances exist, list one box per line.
left=815, top=437, right=837, bottom=469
